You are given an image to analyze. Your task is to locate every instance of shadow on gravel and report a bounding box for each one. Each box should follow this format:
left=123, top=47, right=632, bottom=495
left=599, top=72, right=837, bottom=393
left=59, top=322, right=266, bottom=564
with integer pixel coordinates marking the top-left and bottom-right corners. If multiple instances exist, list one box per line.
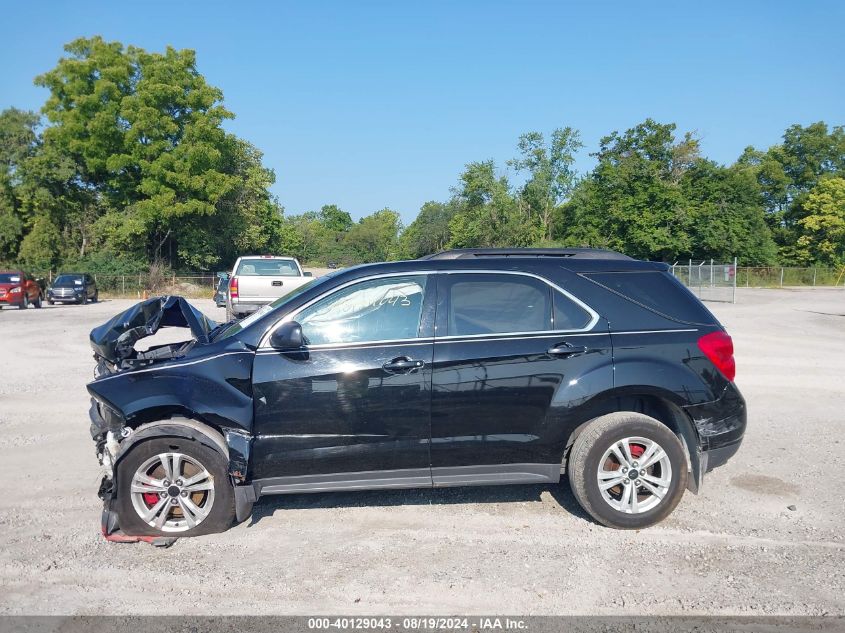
left=247, top=481, right=596, bottom=527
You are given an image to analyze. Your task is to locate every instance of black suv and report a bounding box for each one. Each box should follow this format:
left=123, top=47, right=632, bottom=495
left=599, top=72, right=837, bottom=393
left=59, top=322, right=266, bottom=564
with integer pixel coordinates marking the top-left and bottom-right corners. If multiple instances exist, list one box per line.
left=87, top=249, right=745, bottom=540
left=48, top=273, right=98, bottom=304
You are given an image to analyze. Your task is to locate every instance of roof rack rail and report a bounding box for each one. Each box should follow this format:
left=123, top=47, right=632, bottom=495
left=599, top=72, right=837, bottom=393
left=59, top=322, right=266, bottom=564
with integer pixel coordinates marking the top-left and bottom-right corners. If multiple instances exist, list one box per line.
left=420, top=248, right=632, bottom=261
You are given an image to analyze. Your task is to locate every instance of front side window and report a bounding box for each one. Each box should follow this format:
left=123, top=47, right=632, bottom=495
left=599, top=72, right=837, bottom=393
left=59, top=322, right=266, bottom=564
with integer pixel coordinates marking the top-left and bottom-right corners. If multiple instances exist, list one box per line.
left=446, top=274, right=551, bottom=336
left=297, top=275, right=428, bottom=345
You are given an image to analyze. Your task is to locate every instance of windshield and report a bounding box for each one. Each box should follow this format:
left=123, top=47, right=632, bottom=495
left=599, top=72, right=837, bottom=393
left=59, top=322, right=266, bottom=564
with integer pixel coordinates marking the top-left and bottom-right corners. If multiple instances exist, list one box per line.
left=54, top=275, right=83, bottom=286
left=235, top=258, right=301, bottom=277
left=214, top=276, right=328, bottom=340
left=0, top=273, right=22, bottom=284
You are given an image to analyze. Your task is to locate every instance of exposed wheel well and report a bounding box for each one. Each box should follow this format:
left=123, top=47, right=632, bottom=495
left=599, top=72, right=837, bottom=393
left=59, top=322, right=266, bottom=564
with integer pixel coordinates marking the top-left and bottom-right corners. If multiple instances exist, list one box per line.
left=127, top=406, right=227, bottom=438
left=564, top=394, right=703, bottom=493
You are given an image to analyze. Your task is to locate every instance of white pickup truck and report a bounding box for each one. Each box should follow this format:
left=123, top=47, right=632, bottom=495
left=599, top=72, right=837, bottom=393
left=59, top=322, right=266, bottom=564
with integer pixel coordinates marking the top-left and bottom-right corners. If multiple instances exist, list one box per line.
left=225, top=255, right=313, bottom=320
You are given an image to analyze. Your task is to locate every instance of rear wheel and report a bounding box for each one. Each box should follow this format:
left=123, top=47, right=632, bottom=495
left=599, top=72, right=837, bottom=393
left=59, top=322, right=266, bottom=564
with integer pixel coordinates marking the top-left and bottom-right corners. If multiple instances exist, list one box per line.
left=115, top=436, right=235, bottom=537
left=92, top=291, right=99, bottom=302
left=33, top=294, right=42, bottom=309
left=567, top=412, right=687, bottom=529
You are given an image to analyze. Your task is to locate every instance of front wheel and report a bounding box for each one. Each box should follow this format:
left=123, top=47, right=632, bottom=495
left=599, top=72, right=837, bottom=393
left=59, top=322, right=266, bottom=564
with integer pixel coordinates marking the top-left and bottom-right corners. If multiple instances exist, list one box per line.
left=115, top=436, right=235, bottom=537
left=567, top=412, right=687, bottom=529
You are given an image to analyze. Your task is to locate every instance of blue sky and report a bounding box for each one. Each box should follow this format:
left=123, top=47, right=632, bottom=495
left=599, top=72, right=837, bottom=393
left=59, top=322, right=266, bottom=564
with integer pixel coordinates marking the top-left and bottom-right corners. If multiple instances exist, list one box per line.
left=1, top=1, right=843, bottom=223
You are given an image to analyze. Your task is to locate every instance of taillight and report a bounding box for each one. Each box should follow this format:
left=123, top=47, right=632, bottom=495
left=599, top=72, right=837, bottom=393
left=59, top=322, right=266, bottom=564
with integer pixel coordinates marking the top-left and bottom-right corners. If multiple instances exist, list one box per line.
left=698, top=331, right=735, bottom=381
left=229, top=276, right=239, bottom=298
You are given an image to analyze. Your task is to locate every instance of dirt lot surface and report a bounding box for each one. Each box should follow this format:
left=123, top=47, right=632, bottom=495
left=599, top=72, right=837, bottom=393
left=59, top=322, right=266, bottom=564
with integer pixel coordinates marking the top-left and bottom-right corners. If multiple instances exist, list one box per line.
left=0, top=288, right=843, bottom=615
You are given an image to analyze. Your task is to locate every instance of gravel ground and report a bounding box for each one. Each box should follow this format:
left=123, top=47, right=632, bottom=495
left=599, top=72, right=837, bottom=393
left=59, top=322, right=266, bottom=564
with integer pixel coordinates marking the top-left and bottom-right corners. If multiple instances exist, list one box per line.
left=0, top=288, right=843, bottom=615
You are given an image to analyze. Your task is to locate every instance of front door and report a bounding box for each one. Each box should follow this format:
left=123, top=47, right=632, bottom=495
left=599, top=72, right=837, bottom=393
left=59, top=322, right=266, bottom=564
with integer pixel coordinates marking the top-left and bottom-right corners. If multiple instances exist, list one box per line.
left=430, top=272, right=613, bottom=486
left=250, top=274, right=435, bottom=490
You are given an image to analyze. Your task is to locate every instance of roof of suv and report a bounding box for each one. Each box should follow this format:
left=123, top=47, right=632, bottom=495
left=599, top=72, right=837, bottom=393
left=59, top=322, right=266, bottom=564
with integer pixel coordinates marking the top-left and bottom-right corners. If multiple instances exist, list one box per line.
left=421, top=248, right=632, bottom=260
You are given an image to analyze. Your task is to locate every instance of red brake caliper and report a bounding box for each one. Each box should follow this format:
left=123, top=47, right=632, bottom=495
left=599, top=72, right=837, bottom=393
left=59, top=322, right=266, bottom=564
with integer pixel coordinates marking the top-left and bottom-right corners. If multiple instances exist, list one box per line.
left=630, top=444, right=645, bottom=459
left=143, top=493, right=160, bottom=507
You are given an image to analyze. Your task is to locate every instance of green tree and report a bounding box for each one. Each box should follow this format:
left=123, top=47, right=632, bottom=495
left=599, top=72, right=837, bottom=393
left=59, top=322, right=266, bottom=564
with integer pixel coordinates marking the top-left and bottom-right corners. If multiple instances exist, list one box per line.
left=399, top=200, right=458, bottom=258
left=346, top=209, right=403, bottom=262
left=565, top=120, right=697, bottom=260
left=17, top=215, right=61, bottom=271
left=0, top=108, right=40, bottom=261
left=681, top=160, right=777, bottom=264
left=34, top=36, right=264, bottom=269
left=790, top=177, right=845, bottom=265
left=509, top=128, right=583, bottom=240
left=448, top=160, right=536, bottom=248
left=746, top=122, right=845, bottom=261
left=318, top=204, right=353, bottom=233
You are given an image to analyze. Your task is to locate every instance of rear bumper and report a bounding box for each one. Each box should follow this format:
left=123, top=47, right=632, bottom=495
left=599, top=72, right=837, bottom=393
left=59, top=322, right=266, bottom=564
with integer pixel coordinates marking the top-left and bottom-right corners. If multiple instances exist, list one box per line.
left=684, top=382, right=747, bottom=469
left=229, top=301, right=269, bottom=315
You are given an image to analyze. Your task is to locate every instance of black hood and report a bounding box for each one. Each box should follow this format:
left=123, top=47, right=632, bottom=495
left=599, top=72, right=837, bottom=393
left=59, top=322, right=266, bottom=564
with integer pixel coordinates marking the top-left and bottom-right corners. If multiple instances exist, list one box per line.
left=89, top=296, right=218, bottom=363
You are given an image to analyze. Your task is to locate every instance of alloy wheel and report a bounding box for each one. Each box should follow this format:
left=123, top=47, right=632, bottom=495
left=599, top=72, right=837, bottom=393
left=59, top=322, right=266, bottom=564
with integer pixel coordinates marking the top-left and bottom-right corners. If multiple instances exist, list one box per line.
left=129, top=452, right=216, bottom=532
left=596, top=436, right=672, bottom=514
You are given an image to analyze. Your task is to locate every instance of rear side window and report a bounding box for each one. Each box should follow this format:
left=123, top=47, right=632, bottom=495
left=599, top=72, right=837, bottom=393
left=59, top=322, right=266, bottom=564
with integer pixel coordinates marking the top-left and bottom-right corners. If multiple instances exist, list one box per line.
left=553, top=291, right=592, bottom=330
left=446, top=274, right=551, bottom=336
left=236, top=259, right=300, bottom=276
left=583, top=271, right=718, bottom=325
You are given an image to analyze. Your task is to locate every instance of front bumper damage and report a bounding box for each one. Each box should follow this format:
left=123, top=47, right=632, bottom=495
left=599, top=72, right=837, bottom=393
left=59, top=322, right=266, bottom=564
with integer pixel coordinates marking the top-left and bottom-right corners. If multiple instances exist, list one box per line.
left=89, top=401, right=177, bottom=546
left=87, top=295, right=254, bottom=545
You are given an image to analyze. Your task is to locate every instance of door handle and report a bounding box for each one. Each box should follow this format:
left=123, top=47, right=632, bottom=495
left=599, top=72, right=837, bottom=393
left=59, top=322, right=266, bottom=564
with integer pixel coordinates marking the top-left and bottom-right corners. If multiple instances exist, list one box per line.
left=382, top=356, right=425, bottom=372
left=547, top=344, right=589, bottom=357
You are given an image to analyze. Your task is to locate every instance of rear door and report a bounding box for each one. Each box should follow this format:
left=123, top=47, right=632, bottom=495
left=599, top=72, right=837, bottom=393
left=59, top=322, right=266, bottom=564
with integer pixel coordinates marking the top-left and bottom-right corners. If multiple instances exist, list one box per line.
left=250, top=273, right=436, bottom=488
left=429, top=271, right=613, bottom=486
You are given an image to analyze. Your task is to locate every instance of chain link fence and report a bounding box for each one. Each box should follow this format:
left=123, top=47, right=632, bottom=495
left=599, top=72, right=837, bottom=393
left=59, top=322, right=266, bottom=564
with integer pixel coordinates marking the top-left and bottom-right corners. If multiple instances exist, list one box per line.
left=94, top=274, right=219, bottom=298
left=736, top=266, right=845, bottom=288
left=671, top=261, right=845, bottom=303
left=671, top=259, right=738, bottom=303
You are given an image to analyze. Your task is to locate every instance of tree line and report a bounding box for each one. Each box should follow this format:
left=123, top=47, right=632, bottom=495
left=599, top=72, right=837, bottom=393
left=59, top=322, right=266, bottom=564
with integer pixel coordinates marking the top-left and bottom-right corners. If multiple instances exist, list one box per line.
left=1, top=37, right=843, bottom=275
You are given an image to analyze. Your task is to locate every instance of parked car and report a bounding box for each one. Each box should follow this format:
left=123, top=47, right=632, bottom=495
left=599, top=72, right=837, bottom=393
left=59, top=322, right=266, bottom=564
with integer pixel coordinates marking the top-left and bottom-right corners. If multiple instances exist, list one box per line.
left=225, top=255, right=312, bottom=320
left=47, top=273, right=98, bottom=305
left=0, top=270, right=43, bottom=309
left=213, top=273, right=229, bottom=308
left=87, top=248, right=745, bottom=540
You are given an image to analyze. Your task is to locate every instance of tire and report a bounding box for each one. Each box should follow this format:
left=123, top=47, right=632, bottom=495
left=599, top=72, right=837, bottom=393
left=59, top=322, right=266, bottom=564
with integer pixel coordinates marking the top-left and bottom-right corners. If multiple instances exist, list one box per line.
left=34, top=294, right=42, bottom=309
left=81, top=294, right=88, bottom=305
left=18, top=298, right=27, bottom=309
left=92, top=291, right=99, bottom=303
left=566, top=412, right=688, bottom=529
left=115, top=436, right=235, bottom=537
left=47, top=300, right=54, bottom=305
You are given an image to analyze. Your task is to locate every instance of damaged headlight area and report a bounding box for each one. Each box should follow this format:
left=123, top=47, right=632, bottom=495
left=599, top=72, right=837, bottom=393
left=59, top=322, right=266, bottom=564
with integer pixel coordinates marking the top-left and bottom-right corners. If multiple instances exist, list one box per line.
left=89, top=295, right=219, bottom=373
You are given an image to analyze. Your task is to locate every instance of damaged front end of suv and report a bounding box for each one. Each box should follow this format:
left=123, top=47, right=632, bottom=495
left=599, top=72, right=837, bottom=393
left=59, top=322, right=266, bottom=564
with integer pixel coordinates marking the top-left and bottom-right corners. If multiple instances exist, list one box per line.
left=87, top=296, right=256, bottom=543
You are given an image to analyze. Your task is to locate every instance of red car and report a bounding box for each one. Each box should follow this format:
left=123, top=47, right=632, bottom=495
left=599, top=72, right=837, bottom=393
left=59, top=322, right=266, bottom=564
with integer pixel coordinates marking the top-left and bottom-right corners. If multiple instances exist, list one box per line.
left=0, top=270, right=43, bottom=309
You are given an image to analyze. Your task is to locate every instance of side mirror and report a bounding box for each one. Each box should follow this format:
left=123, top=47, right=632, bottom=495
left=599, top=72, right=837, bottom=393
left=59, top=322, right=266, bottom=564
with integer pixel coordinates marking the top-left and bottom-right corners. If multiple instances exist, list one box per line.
left=270, top=320, right=304, bottom=350
left=303, top=271, right=313, bottom=277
